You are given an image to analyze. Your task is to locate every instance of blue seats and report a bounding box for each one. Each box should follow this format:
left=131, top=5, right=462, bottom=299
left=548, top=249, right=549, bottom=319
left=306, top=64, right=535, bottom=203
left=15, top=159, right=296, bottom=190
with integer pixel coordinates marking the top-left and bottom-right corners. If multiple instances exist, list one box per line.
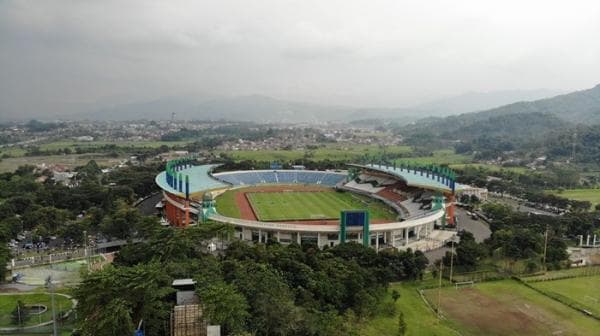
left=213, top=170, right=346, bottom=186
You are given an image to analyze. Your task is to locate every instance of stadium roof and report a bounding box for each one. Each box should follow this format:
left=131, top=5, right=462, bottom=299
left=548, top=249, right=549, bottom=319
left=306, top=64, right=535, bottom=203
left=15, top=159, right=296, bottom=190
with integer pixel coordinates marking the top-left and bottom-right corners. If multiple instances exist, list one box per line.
left=155, top=164, right=229, bottom=196
left=349, top=163, right=468, bottom=193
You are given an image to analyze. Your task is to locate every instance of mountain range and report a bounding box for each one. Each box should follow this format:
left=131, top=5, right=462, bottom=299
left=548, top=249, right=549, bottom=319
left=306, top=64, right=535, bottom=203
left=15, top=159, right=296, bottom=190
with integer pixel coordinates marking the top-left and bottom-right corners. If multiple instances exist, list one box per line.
left=54, top=88, right=567, bottom=124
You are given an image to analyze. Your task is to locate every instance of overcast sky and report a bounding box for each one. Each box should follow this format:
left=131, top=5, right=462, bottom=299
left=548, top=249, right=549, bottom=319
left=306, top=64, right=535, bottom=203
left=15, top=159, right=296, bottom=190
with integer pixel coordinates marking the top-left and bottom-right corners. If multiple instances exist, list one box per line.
left=1, top=0, right=600, bottom=119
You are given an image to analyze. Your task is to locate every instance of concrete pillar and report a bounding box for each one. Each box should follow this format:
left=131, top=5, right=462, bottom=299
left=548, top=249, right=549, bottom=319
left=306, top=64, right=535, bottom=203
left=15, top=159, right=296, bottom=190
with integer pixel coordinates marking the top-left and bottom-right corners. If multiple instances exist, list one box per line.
left=375, top=232, right=379, bottom=250
left=317, top=232, right=321, bottom=247
left=580, top=235, right=584, bottom=246
left=405, top=228, right=409, bottom=245
left=417, top=225, right=420, bottom=240
left=277, top=231, right=281, bottom=243
left=258, top=229, right=262, bottom=243
left=297, top=233, right=301, bottom=244
left=587, top=235, right=591, bottom=246
left=594, top=235, right=598, bottom=246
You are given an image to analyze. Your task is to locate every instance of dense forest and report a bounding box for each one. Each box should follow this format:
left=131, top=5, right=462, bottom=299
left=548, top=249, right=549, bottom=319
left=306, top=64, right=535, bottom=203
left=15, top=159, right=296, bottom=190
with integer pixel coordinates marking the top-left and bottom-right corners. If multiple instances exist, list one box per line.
left=75, top=225, right=428, bottom=336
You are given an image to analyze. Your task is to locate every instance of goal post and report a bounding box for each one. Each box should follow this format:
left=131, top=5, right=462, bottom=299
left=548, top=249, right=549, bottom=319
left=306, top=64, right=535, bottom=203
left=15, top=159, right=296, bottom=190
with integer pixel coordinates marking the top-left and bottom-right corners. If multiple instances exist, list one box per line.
left=455, top=281, right=474, bottom=289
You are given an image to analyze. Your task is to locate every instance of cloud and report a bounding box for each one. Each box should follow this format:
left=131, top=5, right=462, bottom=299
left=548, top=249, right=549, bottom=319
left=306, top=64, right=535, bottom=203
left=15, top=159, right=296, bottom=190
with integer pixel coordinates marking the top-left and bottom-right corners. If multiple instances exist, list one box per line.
left=1, top=0, right=600, bottom=118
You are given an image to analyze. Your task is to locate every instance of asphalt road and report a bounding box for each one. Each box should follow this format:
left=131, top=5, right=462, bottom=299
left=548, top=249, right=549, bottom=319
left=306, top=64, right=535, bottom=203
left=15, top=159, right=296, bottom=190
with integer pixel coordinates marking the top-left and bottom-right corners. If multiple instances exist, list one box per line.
left=424, top=208, right=491, bottom=262
left=136, top=193, right=163, bottom=216
left=489, top=195, right=558, bottom=217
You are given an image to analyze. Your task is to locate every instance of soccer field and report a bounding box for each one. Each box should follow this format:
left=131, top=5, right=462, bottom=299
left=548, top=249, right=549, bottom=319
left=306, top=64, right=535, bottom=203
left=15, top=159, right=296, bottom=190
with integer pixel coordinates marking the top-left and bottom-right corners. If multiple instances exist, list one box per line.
left=531, top=275, right=600, bottom=317
left=423, top=280, right=599, bottom=336
left=545, top=188, right=600, bottom=207
left=246, top=191, right=395, bottom=222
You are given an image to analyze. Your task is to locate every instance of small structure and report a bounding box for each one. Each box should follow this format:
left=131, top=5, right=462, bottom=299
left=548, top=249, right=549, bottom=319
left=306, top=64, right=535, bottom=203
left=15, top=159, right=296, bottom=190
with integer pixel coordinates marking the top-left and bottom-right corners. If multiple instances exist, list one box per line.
left=170, top=279, right=220, bottom=336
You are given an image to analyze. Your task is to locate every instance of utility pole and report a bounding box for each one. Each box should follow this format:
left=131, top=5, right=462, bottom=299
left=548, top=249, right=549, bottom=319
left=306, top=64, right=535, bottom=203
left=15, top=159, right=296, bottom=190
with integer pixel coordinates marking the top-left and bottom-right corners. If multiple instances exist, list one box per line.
left=449, top=237, right=455, bottom=283
left=542, top=224, right=549, bottom=273
left=46, top=276, right=58, bottom=336
left=437, top=262, right=443, bottom=320
left=83, top=230, right=88, bottom=272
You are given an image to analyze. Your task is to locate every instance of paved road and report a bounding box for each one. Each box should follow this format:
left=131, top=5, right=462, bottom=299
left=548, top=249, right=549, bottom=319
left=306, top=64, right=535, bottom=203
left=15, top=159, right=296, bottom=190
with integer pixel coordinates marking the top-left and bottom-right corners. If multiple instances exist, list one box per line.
left=489, top=195, right=558, bottom=217
left=136, top=193, right=163, bottom=216
left=424, top=208, right=491, bottom=262
left=455, top=208, right=491, bottom=243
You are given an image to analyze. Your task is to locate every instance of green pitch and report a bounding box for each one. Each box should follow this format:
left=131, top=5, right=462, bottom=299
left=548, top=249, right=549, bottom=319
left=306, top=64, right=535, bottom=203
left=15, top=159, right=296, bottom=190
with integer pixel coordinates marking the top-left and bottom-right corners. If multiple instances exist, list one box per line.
left=531, top=275, right=600, bottom=317
left=246, top=191, right=395, bottom=222
left=423, top=280, right=599, bottom=336
left=546, top=188, right=600, bottom=208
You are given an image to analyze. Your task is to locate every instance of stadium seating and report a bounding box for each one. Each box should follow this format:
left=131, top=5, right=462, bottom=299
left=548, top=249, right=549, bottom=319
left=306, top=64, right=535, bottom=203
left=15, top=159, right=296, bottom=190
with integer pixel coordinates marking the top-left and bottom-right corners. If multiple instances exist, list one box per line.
left=343, top=180, right=385, bottom=194
left=212, top=170, right=346, bottom=187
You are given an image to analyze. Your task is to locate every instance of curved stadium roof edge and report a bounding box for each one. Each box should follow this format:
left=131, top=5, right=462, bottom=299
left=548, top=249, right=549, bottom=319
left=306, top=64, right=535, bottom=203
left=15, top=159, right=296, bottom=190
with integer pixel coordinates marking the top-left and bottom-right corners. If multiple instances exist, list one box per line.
left=155, top=164, right=230, bottom=197
left=348, top=163, right=467, bottom=193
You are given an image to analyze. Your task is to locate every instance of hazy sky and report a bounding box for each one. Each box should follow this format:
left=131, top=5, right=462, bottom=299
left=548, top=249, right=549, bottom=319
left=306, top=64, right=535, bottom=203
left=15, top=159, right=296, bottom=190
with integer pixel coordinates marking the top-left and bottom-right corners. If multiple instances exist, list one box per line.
left=2, top=0, right=600, bottom=118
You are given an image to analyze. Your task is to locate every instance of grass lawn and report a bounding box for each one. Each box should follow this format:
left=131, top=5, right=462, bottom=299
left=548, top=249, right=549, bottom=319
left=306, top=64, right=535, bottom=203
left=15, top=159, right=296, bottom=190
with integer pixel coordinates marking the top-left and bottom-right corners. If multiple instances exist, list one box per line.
left=449, top=163, right=529, bottom=174
left=215, top=189, right=241, bottom=218
left=396, top=149, right=472, bottom=166
left=219, top=144, right=413, bottom=162
left=545, top=188, right=600, bottom=207
left=531, top=275, right=600, bottom=317
left=0, top=293, right=73, bottom=328
left=0, top=153, right=126, bottom=173
left=423, top=280, right=599, bottom=336
left=360, top=281, right=458, bottom=336
left=520, top=266, right=600, bottom=282
left=246, top=191, right=396, bottom=221
left=37, top=139, right=191, bottom=151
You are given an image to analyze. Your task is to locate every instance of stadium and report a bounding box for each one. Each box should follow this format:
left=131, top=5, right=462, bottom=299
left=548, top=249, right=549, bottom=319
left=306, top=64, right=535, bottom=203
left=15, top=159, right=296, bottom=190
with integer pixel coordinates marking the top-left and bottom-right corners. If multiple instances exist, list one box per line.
left=155, top=158, right=487, bottom=251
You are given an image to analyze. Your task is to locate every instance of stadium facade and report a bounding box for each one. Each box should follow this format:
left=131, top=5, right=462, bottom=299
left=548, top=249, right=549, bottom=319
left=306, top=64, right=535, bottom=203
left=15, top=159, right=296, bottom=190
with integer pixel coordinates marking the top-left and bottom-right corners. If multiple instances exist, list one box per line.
left=155, top=158, right=486, bottom=251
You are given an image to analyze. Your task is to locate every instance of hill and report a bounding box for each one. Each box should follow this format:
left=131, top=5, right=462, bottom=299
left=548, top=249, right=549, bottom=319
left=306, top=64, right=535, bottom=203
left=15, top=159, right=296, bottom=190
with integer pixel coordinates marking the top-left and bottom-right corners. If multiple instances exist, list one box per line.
left=403, top=84, right=600, bottom=142
left=414, top=88, right=562, bottom=117
left=461, top=83, right=600, bottom=124
left=50, top=88, right=567, bottom=124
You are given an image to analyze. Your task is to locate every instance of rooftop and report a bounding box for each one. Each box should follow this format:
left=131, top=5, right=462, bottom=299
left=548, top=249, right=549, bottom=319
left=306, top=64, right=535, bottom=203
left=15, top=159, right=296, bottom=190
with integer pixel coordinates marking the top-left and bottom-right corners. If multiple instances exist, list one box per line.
left=351, top=163, right=468, bottom=193
left=156, top=165, right=230, bottom=196
left=172, top=279, right=197, bottom=287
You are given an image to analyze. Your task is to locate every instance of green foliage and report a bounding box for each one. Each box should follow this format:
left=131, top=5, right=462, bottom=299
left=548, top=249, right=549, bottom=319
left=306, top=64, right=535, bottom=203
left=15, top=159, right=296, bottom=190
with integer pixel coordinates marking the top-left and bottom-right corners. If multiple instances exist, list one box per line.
left=197, top=281, right=249, bottom=334
left=397, top=311, right=407, bottom=336
left=391, top=289, right=400, bottom=302
left=74, top=262, right=173, bottom=336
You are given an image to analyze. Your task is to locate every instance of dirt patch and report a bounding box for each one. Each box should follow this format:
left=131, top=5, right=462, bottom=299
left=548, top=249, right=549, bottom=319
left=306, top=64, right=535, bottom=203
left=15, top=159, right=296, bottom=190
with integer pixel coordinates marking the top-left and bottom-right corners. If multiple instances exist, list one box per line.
left=425, top=286, right=570, bottom=336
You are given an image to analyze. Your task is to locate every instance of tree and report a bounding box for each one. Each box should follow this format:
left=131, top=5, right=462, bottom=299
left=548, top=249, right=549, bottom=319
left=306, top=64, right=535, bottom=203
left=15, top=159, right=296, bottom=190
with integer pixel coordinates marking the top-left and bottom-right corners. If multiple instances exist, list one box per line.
left=197, top=281, right=249, bottom=334
left=391, top=289, right=401, bottom=303
left=86, top=298, right=134, bottom=336
left=397, top=311, right=407, bottom=336
left=0, top=237, right=10, bottom=282
left=74, top=263, right=173, bottom=336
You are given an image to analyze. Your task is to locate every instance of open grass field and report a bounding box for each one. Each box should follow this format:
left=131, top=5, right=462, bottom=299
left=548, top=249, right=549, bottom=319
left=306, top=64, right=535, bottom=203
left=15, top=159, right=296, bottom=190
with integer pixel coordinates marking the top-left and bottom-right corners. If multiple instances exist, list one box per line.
left=246, top=191, right=396, bottom=221
left=396, top=149, right=472, bottom=166
left=220, top=144, right=413, bottom=162
left=423, top=280, right=599, bottom=336
left=0, top=153, right=125, bottom=173
left=360, top=281, right=459, bottom=336
left=531, top=275, right=600, bottom=317
left=0, top=293, right=73, bottom=328
left=545, top=188, right=600, bottom=207
left=449, top=163, right=530, bottom=174
left=520, top=266, right=600, bottom=282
